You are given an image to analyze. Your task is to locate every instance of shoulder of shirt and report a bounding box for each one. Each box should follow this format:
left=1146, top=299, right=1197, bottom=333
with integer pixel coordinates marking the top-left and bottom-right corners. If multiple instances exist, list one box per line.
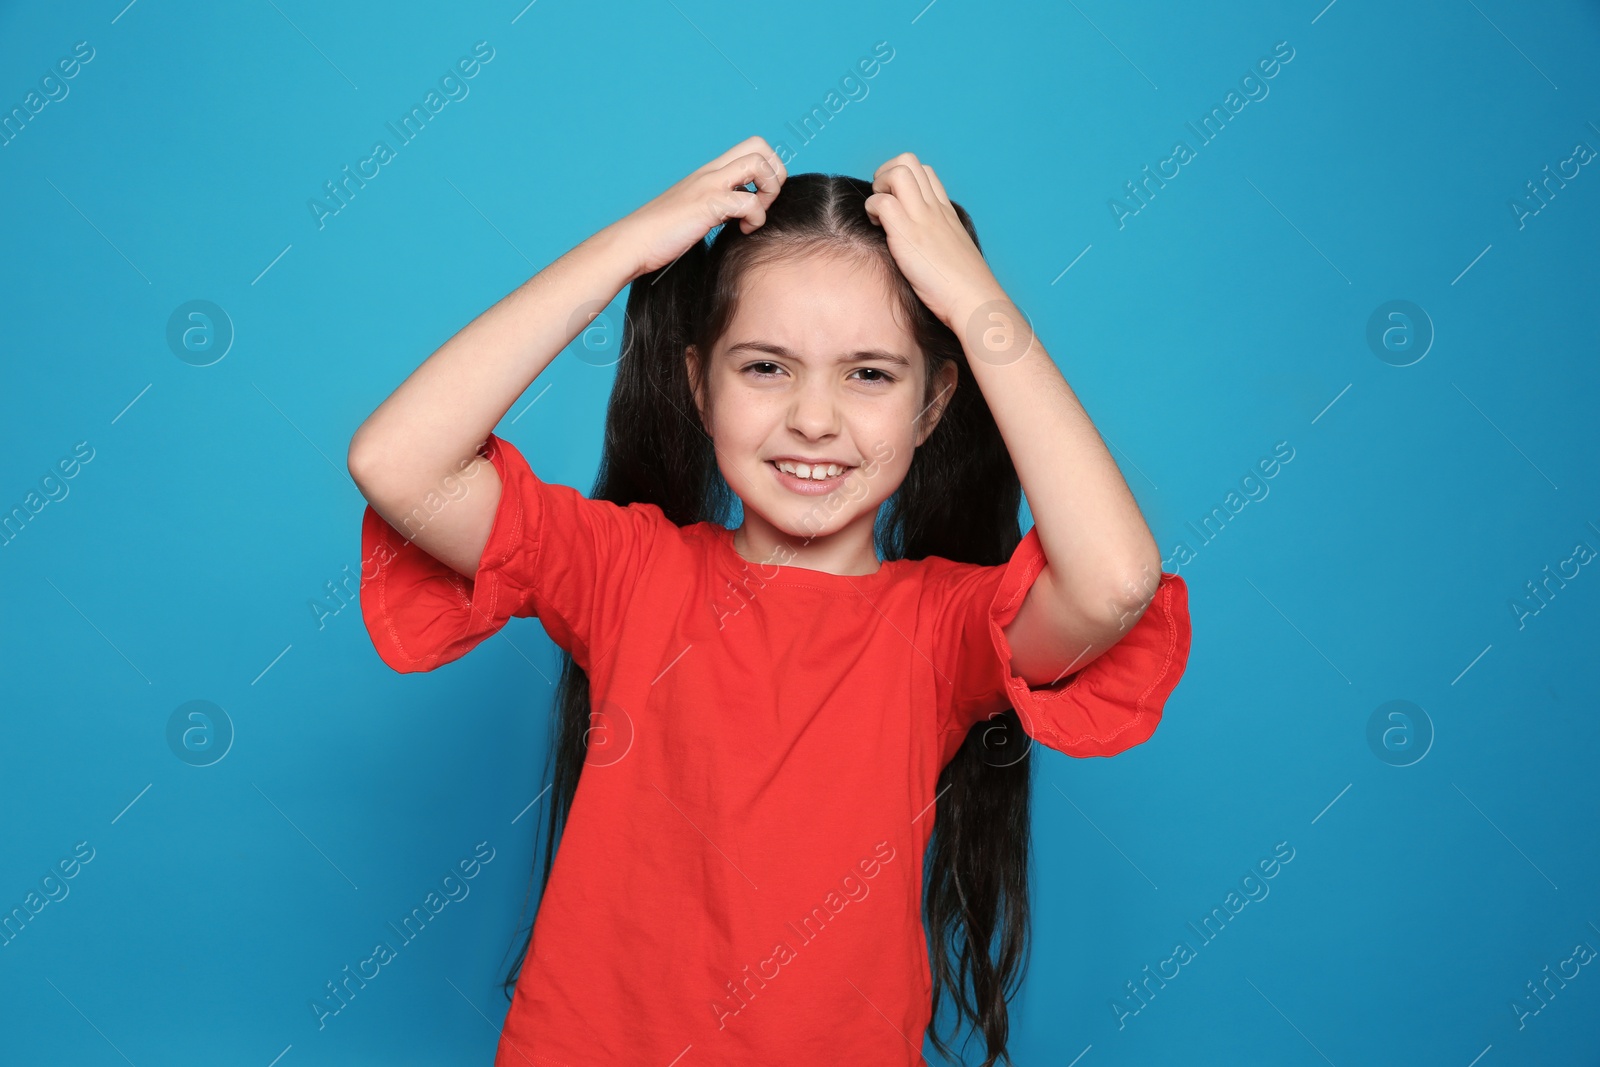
left=891, top=551, right=991, bottom=598
left=898, top=549, right=990, bottom=576
left=893, top=549, right=1013, bottom=610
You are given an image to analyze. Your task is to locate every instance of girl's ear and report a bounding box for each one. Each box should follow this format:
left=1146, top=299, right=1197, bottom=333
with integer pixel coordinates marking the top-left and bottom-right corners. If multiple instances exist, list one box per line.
left=914, top=359, right=959, bottom=446
left=685, top=344, right=704, bottom=421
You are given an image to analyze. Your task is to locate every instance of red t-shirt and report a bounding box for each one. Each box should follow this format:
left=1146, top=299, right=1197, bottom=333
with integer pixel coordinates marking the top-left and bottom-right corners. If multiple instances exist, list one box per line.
left=360, top=433, right=1192, bottom=1067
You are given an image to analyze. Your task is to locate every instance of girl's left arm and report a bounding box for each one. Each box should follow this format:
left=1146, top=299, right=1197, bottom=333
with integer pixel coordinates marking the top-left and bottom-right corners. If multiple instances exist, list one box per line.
left=864, top=153, right=1165, bottom=687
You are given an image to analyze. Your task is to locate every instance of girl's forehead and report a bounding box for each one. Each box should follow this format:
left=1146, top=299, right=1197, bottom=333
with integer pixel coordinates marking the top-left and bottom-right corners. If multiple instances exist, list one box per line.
left=721, top=256, right=914, bottom=353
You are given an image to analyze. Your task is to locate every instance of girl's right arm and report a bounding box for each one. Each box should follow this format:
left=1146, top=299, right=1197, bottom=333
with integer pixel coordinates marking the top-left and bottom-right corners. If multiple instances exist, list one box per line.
left=347, top=136, right=786, bottom=579
left=348, top=224, right=640, bottom=577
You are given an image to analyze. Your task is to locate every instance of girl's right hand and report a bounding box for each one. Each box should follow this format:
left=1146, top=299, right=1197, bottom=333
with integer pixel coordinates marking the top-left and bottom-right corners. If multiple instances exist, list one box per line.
left=614, top=136, right=787, bottom=278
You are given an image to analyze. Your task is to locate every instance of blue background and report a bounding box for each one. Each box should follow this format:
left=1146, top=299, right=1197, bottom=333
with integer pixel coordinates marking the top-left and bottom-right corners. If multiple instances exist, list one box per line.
left=3, top=0, right=1598, bottom=1063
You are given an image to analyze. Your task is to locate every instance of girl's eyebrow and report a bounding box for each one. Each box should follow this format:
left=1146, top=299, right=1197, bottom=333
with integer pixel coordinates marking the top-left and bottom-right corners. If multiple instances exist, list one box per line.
left=724, top=340, right=912, bottom=368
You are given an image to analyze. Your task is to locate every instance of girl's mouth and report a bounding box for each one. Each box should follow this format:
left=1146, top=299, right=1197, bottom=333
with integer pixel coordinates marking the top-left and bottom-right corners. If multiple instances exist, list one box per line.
left=767, top=460, right=855, bottom=495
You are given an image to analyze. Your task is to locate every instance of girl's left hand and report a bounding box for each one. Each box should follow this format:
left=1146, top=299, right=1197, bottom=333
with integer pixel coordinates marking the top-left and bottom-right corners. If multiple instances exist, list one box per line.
left=863, top=153, right=1004, bottom=331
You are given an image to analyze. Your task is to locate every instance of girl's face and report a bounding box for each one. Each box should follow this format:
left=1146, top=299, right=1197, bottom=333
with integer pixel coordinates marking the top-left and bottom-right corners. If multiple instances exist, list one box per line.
left=688, top=251, right=957, bottom=574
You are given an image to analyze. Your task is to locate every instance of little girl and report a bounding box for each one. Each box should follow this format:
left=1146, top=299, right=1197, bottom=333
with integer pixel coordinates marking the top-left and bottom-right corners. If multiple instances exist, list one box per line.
left=349, top=136, right=1192, bottom=1067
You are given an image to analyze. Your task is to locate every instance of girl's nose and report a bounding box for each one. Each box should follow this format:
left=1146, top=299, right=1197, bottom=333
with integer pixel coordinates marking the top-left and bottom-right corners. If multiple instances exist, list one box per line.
left=786, top=381, right=841, bottom=439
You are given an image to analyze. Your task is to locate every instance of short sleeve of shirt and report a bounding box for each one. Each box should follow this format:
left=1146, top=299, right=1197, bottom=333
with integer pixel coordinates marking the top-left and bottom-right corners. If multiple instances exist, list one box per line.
left=930, top=527, right=1192, bottom=757
left=359, top=432, right=667, bottom=674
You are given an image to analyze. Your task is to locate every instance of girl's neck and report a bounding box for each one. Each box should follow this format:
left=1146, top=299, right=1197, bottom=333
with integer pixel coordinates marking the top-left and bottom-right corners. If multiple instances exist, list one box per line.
left=730, top=512, right=883, bottom=577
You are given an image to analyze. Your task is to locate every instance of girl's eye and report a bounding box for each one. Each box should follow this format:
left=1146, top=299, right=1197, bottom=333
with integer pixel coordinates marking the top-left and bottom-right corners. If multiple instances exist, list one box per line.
left=739, top=362, right=896, bottom=385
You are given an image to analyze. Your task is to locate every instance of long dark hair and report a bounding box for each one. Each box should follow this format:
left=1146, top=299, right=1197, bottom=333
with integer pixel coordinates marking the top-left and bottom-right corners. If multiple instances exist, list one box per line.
left=499, top=172, right=1033, bottom=1066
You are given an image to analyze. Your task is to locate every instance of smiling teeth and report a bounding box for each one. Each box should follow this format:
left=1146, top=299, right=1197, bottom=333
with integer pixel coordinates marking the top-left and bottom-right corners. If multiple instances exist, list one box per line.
left=775, top=460, right=846, bottom=480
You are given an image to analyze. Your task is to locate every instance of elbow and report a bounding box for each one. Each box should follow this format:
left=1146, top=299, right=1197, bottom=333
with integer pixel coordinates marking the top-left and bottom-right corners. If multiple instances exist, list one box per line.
left=347, top=423, right=386, bottom=490
left=1054, top=539, right=1162, bottom=635
left=1108, top=548, right=1165, bottom=617
left=1090, top=564, right=1162, bottom=639
left=347, top=437, right=372, bottom=493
